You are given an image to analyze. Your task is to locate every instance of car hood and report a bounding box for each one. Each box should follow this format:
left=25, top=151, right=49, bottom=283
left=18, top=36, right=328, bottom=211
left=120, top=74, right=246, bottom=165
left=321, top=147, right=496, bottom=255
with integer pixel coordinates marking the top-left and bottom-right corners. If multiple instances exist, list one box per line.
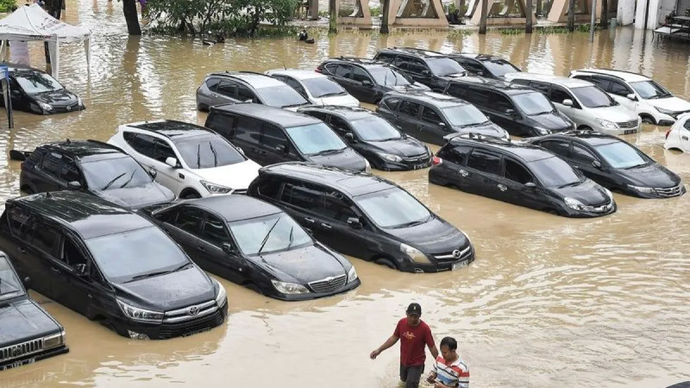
left=527, top=112, right=572, bottom=131
left=256, top=245, right=348, bottom=284
left=592, top=105, right=638, bottom=122
left=113, top=267, right=215, bottom=311
left=440, top=72, right=468, bottom=80
left=549, top=179, right=610, bottom=205
left=306, top=148, right=367, bottom=171
left=33, top=90, right=79, bottom=107
left=315, top=95, right=360, bottom=107
left=646, top=96, right=690, bottom=112
left=367, top=137, right=428, bottom=156
left=382, top=217, right=468, bottom=255
left=92, top=182, right=175, bottom=209
left=191, top=160, right=261, bottom=191
left=451, top=122, right=508, bottom=139
left=0, top=298, right=61, bottom=345
left=615, top=163, right=681, bottom=187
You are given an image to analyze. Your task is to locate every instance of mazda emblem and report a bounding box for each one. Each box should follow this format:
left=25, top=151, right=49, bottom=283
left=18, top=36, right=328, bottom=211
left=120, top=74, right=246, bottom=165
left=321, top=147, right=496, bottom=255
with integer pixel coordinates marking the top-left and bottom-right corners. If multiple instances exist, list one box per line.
left=452, top=249, right=462, bottom=259
left=188, top=306, right=199, bottom=316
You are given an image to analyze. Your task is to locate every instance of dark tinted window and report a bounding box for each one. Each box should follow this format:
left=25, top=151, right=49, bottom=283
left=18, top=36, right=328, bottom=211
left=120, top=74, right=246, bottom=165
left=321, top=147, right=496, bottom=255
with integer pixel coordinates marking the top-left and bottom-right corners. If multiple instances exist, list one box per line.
left=550, top=87, right=572, bottom=105
left=684, top=120, right=690, bottom=130
left=464, top=87, right=491, bottom=107
left=396, top=57, right=428, bottom=75
left=7, top=207, right=31, bottom=240
left=302, top=110, right=327, bottom=121
left=446, top=83, right=467, bottom=98
left=153, top=138, right=176, bottom=163
left=205, top=112, right=236, bottom=138
left=504, top=159, right=533, bottom=184
left=571, top=144, right=598, bottom=164
left=256, top=177, right=282, bottom=199
left=175, top=136, right=245, bottom=169
left=539, top=140, right=571, bottom=157
left=399, top=101, right=421, bottom=117
left=352, top=67, right=372, bottom=83
left=381, top=97, right=401, bottom=110
left=124, top=132, right=157, bottom=159
left=334, top=64, right=351, bottom=78
left=529, top=81, right=550, bottom=94
left=588, top=76, right=610, bottom=90
left=283, top=77, right=307, bottom=97
left=262, top=124, right=288, bottom=149
left=322, top=191, right=357, bottom=222
left=375, top=52, right=396, bottom=63
left=62, top=238, right=87, bottom=271
left=329, top=116, right=350, bottom=133
left=202, top=214, right=229, bottom=247
left=40, top=152, right=62, bottom=176
left=280, top=182, right=325, bottom=214
left=609, top=80, right=632, bottom=96
left=461, top=60, right=484, bottom=74
left=235, top=116, right=262, bottom=145
left=216, top=80, right=236, bottom=98
left=206, top=77, right=221, bottom=91
left=237, top=85, right=256, bottom=102
left=421, top=107, right=442, bottom=124
left=31, top=222, right=60, bottom=254
left=489, top=92, right=514, bottom=113
left=60, top=159, right=81, bottom=182
left=175, top=207, right=204, bottom=236
left=467, top=149, right=502, bottom=175
left=437, top=145, right=472, bottom=165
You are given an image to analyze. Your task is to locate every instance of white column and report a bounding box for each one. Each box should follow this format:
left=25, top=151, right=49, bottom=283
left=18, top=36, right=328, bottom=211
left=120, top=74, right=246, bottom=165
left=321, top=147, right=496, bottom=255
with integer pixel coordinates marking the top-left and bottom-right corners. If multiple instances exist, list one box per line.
left=634, top=0, right=648, bottom=29
left=617, top=0, right=635, bottom=25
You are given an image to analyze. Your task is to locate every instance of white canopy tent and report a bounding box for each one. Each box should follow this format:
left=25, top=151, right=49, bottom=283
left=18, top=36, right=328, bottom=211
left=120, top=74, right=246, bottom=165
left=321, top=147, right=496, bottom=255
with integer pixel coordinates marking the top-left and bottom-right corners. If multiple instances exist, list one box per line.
left=0, top=4, right=91, bottom=79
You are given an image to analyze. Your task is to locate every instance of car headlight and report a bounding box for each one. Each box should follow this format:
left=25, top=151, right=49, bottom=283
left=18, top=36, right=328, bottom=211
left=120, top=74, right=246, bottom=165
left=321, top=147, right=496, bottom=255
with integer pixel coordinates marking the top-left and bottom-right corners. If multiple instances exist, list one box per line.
left=116, top=299, right=164, bottom=323
left=595, top=118, right=618, bottom=129
left=400, top=243, right=431, bottom=264
left=271, top=280, right=310, bottom=294
left=564, top=197, right=585, bottom=210
left=200, top=180, right=233, bottom=194
left=39, top=102, right=52, bottom=111
left=347, top=266, right=358, bottom=283
left=656, top=106, right=675, bottom=116
left=377, top=152, right=403, bottom=162
left=534, top=126, right=551, bottom=135
left=43, top=330, right=66, bottom=349
left=364, top=159, right=371, bottom=173
left=214, top=279, right=227, bottom=308
left=603, top=187, right=613, bottom=199
left=627, top=184, right=655, bottom=194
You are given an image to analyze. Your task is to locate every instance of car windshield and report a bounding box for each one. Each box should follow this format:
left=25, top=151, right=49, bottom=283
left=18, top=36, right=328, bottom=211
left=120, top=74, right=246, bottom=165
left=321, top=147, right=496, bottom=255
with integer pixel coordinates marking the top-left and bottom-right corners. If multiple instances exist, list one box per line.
left=257, top=85, right=309, bottom=108
left=528, top=157, right=583, bottom=188
left=175, top=135, right=246, bottom=169
left=354, top=187, right=431, bottom=229
left=286, top=123, right=347, bottom=155
left=441, top=105, right=489, bottom=127
left=426, top=57, right=465, bottom=77
left=482, top=60, right=521, bottom=76
left=302, top=77, right=347, bottom=98
left=594, top=141, right=650, bottom=169
left=630, top=80, right=673, bottom=100
left=513, top=92, right=555, bottom=115
left=0, top=256, right=24, bottom=301
left=85, top=226, right=190, bottom=284
left=82, top=157, right=152, bottom=191
left=229, top=213, right=312, bottom=256
left=351, top=116, right=402, bottom=141
left=14, top=72, right=64, bottom=94
left=571, top=86, right=617, bottom=108
left=368, top=67, right=411, bottom=86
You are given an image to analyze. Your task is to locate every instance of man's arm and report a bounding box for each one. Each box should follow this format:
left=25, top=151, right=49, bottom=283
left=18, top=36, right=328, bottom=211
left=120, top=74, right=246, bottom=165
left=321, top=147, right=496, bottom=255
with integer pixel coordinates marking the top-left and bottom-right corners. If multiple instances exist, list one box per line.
left=370, top=335, right=399, bottom=359
left=429, top=343, right=439, bottom=360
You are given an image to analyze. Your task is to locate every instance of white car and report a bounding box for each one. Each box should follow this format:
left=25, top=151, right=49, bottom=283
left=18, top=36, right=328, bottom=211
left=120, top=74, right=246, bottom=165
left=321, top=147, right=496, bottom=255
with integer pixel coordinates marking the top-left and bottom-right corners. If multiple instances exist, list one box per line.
left=505, top=73, right=640, bottom=135
left=107, top=120, right=261, bottom=199
left=664, top=113, right=690, bottom=152
left=265, top=69, right=360, bottom=108
left=570, top=69, right=690, bottom=126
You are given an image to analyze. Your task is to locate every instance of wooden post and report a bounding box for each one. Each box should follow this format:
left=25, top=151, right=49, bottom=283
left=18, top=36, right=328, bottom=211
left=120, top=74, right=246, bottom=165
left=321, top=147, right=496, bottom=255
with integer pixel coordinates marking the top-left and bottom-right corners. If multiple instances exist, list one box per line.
left=589, top=0, right=596, bottom=41
left=526, top=0, right=533, bottom=33
left=600, top=0, right=608, bottom=28
left=381, top=0, right=390, bottom=34
left=567, top=0, right=575, bottom=31
left=123, top=0, right=142, bottom=35
left=479, top=0, right=488, bottom=34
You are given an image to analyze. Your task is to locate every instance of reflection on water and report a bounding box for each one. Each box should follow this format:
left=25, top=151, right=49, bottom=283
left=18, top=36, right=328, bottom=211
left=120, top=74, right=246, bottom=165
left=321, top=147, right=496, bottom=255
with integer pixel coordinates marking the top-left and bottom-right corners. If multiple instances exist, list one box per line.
left=2, top=1, right=690, bottom=387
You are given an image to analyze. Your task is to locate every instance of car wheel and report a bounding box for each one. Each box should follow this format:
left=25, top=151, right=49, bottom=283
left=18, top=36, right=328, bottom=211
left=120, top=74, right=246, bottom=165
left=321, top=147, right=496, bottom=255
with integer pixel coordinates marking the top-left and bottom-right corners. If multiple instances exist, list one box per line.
left=21, top=186, right=34, bottom=195
left=640, top=115, right=655, bottom=124
left=375, top=258, right=397, bottom=270
left=181, top=190, right=201, bottom=199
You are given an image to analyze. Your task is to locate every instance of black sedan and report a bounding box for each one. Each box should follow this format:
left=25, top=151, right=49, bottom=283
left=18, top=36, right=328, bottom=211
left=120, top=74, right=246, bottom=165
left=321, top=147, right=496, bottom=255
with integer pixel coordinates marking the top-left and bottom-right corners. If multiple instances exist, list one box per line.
left=526, top=131, right=685, bottom=198
left=297, top=106, right=432, bottom=171
left=1, top=65, right=84, bottom=114
left=145, top=195, right=361, bottom=301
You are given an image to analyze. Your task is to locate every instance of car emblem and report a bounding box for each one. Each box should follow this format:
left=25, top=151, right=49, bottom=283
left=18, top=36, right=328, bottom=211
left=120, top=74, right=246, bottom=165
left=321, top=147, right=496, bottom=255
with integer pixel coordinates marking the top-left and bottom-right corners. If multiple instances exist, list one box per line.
left=188, top=306, right=199, bottom=316
left=452, top=249, right=462, bottom=259
left=66, top=105, right=71, bottom=111
left=11, top=346, right=21, bottom=357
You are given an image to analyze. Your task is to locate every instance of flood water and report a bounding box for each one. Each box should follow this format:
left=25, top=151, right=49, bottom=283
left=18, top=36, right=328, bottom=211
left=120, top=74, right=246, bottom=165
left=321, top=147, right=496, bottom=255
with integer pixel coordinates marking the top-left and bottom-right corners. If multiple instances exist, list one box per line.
left=3, top=1, right=690, bottom=387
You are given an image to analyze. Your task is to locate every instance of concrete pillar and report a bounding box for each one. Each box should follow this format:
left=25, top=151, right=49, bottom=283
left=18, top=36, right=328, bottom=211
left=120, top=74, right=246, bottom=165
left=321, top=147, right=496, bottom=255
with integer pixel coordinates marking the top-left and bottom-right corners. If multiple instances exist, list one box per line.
left=634, top=0, right=666, bottom=29
left=617, top=0, right=634, bottom=25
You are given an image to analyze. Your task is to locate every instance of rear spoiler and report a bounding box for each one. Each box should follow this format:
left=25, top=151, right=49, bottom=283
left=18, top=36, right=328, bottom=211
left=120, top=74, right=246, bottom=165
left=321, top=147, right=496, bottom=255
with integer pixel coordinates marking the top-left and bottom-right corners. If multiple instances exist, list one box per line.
left=9, top=150, right=31, bottom=161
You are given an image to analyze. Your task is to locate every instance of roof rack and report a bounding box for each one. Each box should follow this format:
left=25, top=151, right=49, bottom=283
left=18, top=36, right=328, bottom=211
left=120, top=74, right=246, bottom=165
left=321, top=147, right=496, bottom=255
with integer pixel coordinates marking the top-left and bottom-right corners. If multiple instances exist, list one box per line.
left=561, top=129, right=599, bottom=136
left=237, top=70, right=270, bottom=77
left=337, top=56, right=383, bottom=64
left=389, top=46, right=448, bottom=57
left=444, top=132, right=512, bottom=144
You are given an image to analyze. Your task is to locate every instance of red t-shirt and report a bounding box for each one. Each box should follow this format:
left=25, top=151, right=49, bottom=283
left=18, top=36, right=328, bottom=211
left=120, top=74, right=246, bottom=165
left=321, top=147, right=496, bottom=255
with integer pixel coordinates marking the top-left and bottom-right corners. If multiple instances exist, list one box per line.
left=393, top=318, right=435, bottom=366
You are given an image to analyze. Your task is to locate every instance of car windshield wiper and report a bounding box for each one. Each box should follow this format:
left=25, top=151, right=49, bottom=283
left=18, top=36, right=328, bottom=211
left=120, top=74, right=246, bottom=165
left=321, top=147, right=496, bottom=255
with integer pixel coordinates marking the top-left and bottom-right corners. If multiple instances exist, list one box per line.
left=196, top=143, right=201, bottom=169
left=319, top=92, right=346, bottom=98
left=172, top=262, right=192, bottom=272
left=393, top=215, right=430, bottom=229
left=102, top=172, right=127, bottom=190
left=125, top=269, right=174, bottom=283
left=119, top=168, right=138, bottom=189
left=208, top=141, right=218, bottom=167
left=286, top=226, right=295, bottom=250
left=558, top=181, right=581, bottom=188
left=312, top=148, right=344, bottom=156
left=257, top=217, right=282, bottom=256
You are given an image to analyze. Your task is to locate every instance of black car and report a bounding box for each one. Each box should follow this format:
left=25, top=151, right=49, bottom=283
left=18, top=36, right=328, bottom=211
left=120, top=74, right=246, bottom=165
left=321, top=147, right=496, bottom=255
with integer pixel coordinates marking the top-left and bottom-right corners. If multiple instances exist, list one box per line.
left=315, top=57, right=430, bottom=104
left=376, top=91, right=510, bottom=146
left=0, top=192, right=228, bottom=340
left=447, top=54, right=522, bottom=79
left=0, top=251, right=68, bottom=371
left=0, top=64, right=85, bottom=115
left=14, top=140, right=175, bottom=209
left=373, top=47, right=467, bottom=92
left=248, top=162, right=475, bottom=273
left=144, top=195, right=361, bottom=301
left=428, top=133, right=617, bottom=217
left=443, top=77, right=575, bottom=137
left=297, top=105, right=432, bottom=171
left=205, top=103, right=370, bottom=172
left=525, top=130, right=685, bottom=198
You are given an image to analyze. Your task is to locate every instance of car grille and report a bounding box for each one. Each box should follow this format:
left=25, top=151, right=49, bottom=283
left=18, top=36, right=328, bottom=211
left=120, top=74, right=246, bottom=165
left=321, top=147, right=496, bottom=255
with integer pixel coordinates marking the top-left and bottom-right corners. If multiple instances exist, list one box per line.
left=433, top=244, right=473, bottom=262
left=0, top=339, right=44, bottom=362
left=158, top=309, right=224, bottom=339
left=163, top=300, right=218, bottom=324
left=308, top=275, right=347, bottom=293
left=617, top=120, right=638, bottom=129
left=655, top=184, right=684, bottom=197
left=582, top=201, right=614, bottom=213
left=403, top=153, right=430, bottom=163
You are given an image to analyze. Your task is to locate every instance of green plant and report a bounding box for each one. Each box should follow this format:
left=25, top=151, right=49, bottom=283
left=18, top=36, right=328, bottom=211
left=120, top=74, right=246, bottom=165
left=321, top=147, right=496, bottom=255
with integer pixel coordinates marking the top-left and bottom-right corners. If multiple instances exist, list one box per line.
left=370, top=5, right=381, bottom=17
left=539, top=26, right=570, bottom=34
left=448, top=29, right=473, bottom=37
left=0, top=0, right=17, bottom=13
left=500, top=28, right=523, bottom=35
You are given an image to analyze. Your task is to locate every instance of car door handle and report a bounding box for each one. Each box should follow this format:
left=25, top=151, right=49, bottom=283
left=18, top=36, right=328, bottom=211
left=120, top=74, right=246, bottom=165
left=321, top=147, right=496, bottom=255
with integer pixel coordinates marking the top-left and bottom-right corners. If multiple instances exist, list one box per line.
left=17, top=247, right=26, bottom=253
left=497, top=184, right=507, bottom=191
left=321, top=223, right=332, bottom=229
left=458, top=169, right=469, bottom=177
left=304, top=217, right=315, bottom=224
left=197, top=246, right=206, bottom=253
left=683, top=136, right=689, bottom=140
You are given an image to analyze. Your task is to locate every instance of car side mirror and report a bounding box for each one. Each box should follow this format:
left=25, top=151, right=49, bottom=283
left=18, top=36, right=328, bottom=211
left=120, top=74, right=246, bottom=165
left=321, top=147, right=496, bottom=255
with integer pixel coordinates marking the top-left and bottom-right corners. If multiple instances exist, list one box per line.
left=344, top=133, right=356, bottom=143
left=592, top=160, right=602, bottom=169
left=562, top=99, right=574, bottom=107
left=477, top=71, right=485, bottom=77
left=626, top=93, right=637, bottom=101
left=505, top=109, right=516, bottom=116
left=525, top=182, right=537, bottom=189
left=346, top=217, right=362, bottom=229
left=275, top=144, right=287, bottom=154
left=362, top=80, right=373, bottom=87
left=148, top=168, right=157, bottom=179
left=165, top=157, right=179, bottom=168
left=222, top=243, right=236, bottom=254
left=67, top=181, right=81, bottom=190
left=245, top=99, right=253, bottom=103
left=421, top=70, right=431, bottom=77
left=74, top=264, right=88, bottom=276
left=11, top=89, right=20, bottom=95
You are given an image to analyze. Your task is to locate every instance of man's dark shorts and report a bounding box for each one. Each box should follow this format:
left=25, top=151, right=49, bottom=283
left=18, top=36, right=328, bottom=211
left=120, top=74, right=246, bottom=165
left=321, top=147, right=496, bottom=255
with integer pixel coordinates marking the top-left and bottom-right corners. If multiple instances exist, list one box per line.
left=400, top=364, right=425, bottom=388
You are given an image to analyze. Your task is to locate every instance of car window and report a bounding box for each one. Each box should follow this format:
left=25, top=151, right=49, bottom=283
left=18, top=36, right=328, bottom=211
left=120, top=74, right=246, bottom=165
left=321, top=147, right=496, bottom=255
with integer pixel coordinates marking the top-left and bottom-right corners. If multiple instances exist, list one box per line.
left=381, top=97, right=401, bottom=110
left=571, top=86, right=616, bottom=108
left=609, top=80, right=632, bottom=96
left=153, top=138, right=176, bottom=163
left=684, top=120, right=690, bottom=131
left=353, top=187, right=430, bottom=229
left=330, top=116, right=350, bottom=133
left=422, top=107, right=442, bottom=124
left=202, top=214, right=230, bottom=247
left=399, top=101, right=421, bottom=117
left=594, top=141, right=650, bottom=169
left=460, top=59, right=484, bottom=75
left=124, top=132, right=157, bottom=159
left=14, top=71, right=63, bottom=94
left=255, top=85, right=308, bottom=108
left=229, top=213, right=312, bottom=256
left=464, top=87, right=491, bottom=108
left=255, top=177, right=282, bottom=199
left=539, top=140, right=571, bottom=157
left=446, top=83, right=467, bottom=99
left=237, top=85, right=256, bottom=102
left=368, top=67, right=411, bottom=86
left=588, top=76, right=611, bottom=91
left=352, top=67, right=372, bottom=83
left=82, top=157, right=151, bottom=191
left=40, top=152, right=62, bottom=177
left=174, top=135, right=246, bottom=169
left=481, top=59, right=521, bottom=77
left=437, top=145, right=472, bottom=165
left=490, top=92, right=515, bottom=114
left=504, top=159, right=533, bottom=184
left=528, top=157, right=582, bottom=187
left=175, top=206, right=204, bottom=236
left=285, top=78, right=308, bottom=97
left=0, top=255, right=24, bottom=300
left=571, top=144, right=598, bottom=164
left=62, top=237, right=88, bottom=273
left=322, top=191, right=358, bottom=222
left=216, top=80, right=237, bottom=98
left=235, top=116, right=262, bottom=145
left=281, top=181, right=325, bottom=214
left=630, top=80, right=672, bottom=99
left=375, top=52, right=397, bottom=63
left=396, top=58, right=428, bottom=75
left=30, top=222, right=60, bottom=255
left=60, top=159, right=81, bottom=183
left=512, top=92, right=554, bottom=116
left=334, top=64, right=351, bottom=78
left=550, top=87, right=573, bottom=105
left=7, top=206, right=32, bottom=241
left=285, top=123, right=347, bottom=155
left=467, top=149, right=502, bottom=175
left=206, top=77, right=221, bottom=91
left=205, top=112, right=236, bottom=138
left=529, top=81, right=550, bottom=94
left=350, top=116, right=402, bottom=141
left=262, top=124, right=288, bottom=149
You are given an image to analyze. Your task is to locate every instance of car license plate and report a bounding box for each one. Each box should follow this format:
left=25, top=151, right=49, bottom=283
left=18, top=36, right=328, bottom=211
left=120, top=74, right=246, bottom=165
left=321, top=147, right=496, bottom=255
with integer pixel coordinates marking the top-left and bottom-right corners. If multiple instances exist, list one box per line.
left=451, top=260, right=469, bottom=271
left=1, top=357, right=36, bottom=371
left=624, top=129, right=636, bottom=135
left=182, top=326, right=212, bottom=337
left=413, top=163, right=428, bottom=170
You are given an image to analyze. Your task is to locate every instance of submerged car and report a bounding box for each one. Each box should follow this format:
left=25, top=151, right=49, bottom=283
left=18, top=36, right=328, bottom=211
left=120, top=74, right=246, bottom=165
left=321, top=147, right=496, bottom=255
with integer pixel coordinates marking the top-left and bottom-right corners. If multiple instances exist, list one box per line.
left=429, top=133, right=616, bottom=217
left=145, top=195, right=360, bottom=301
left=665, top=114, right=690, bottom=153
left=0, top=192, right=228, bottom=340
left=448, top=53, right=522, bottom=79
left=0, top=251, right=68, bottom=371
left=373, top=47, right=468, bottom=92
left=527, top=131, right=685, bottom=198
left=0, top=64, right=84, bottom=115
left=15, top=139, right=175, bottom=209
left=265, top=69, right=360, bottom=108
left=248, top=162, right=475, bottom=273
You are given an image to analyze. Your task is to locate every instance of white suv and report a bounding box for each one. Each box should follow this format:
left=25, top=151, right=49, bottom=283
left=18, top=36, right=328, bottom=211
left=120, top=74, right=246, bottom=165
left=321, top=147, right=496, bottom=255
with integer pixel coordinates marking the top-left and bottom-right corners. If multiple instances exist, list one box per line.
left=108, top=120, right=261, bottom=199
left=505, top=73, right=640, bottom=135
left=570, top=69, right=690, bottom=126
left=265, top=69, right=360, bottom=107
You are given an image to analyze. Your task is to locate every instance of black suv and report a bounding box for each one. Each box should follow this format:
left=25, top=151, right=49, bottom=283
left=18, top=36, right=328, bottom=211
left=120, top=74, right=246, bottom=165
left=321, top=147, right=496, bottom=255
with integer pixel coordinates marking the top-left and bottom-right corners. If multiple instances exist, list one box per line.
left=376, top=91, right=509, bottom=146
left=248, top=162, right=475, bottom=273
left=448, top=54, right=522, bottom=79
left=15, top=140, right=175, bottom=209
left=525, top=131, right=685, bottom=198
left=315, top=57, right=430, bottom=104
left=373, top=47, right=467, bottom=92
left=0, top=251, right=68, bottom=371
left=428, top=134, right=617, bottom=217
left=297, top=105, right=432, bottom=171
left=0, top=191, right=228, bottom=340
left=443, top=77, right=574, bottom=137
left=205, top=103, right=369, bottom=172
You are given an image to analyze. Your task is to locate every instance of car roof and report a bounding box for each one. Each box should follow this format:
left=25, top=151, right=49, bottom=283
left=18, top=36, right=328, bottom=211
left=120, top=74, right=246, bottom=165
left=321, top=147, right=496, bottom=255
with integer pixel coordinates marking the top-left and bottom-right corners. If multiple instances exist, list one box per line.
left=212, top=103, right=320, bottom=127
left=384, top=91, right=470, bottom=107
left=572, top=68, right=649, bottom=82
left=124, top=120, right=217, bottom=141
left=454, top=53, right=508, bottom=62
left=207, top=71, right=286, bottom=88
left=507, top=73, right=592, bottom=88
left=449, top=134, right=554, bottom=162
left=448, top=76, right=534, bottom=94
left=322, top=57, right=390, bottom=69
left=298, top=105, right=375, bottom=121
left=378, top=47, right=450, bottom=59
left=8, top=191, right=152, bottom=240
left=39, top=139, right=126, bottom=161
left=535, top=130, right=621, bottom=146
left=1, top=62, right=47, bottom=74
left=183, top=195, right=282, bottom=223
left=266, top=69, right=324, bottom=80
left=259, top=162, right=395, bottom=197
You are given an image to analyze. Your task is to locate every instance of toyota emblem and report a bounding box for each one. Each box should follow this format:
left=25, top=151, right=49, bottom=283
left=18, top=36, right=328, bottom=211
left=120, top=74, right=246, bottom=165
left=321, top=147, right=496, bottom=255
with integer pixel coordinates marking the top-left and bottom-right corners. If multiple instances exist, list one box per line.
left=188, top=306, right=199, bottom=316
left=11, top=346, right=21, bottom=357
left=452, top=249, right=462, bottom=259
left=66, top=106, right=71, bottom=111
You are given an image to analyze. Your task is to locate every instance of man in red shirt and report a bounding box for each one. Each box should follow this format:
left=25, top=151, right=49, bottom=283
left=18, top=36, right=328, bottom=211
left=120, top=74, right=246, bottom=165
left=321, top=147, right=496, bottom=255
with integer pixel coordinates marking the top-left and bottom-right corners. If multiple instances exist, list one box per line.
left=370, top=303, right=439, bottom=388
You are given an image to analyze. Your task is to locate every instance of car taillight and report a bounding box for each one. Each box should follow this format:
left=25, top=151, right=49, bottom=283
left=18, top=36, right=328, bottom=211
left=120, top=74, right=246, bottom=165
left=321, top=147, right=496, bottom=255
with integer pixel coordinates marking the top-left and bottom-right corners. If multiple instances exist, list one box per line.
left=665, top=129, right=671, bottom=139
left=315, top=67, right=322, bottom=73
left=432, top=156, right=442, bottom=166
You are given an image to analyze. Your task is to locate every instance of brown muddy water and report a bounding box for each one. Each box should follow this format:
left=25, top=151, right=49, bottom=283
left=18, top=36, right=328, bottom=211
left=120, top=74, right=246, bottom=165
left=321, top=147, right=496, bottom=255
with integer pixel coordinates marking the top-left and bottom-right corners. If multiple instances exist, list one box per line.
left=2, top=2, right=690, bottom=387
